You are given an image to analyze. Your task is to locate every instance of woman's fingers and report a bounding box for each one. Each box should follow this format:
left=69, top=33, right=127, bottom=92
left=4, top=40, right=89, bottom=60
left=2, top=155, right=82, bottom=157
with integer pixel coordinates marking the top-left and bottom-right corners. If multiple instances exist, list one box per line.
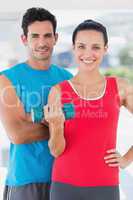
left=108, top=163, right=120, bottom=167
left=44, top=105, right=49, bottom=121
left=104, top=153, right=120, bottom=160
left=105, top=158, right=119, bottom=163
left=104, top=149, right=121, bottom=167
left=106, top=149, right=116, bottom=153
left=44, top=104, right=65, bottom=123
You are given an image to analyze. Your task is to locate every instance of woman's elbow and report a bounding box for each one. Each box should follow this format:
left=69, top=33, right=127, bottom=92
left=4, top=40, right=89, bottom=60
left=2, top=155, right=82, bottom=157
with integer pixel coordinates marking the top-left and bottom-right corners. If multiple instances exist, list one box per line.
left=48, top=139, right=66, bottom=157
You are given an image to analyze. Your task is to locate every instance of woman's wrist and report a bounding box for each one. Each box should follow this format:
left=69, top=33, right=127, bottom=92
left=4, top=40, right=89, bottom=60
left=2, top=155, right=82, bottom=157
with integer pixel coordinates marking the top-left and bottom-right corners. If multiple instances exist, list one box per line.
left=49, top=122, right=64, bottom=138
left=121, top=155, right=132, bottom=169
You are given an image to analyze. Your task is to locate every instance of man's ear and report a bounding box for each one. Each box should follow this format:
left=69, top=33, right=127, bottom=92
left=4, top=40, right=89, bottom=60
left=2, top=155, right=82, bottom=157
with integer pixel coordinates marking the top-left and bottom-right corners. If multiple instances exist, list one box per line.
left=72, top=44, right=75, bottom=51
left=54, top=33, right=58, bottom=44
left=21, top=34, right=28, bottom=46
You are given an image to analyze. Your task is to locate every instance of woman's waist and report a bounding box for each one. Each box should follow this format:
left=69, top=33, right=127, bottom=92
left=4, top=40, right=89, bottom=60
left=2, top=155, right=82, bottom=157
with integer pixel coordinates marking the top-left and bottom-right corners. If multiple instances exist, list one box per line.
left=53, top=152, right=119, bottom=174
left=52, top=157, right=119, bottom=186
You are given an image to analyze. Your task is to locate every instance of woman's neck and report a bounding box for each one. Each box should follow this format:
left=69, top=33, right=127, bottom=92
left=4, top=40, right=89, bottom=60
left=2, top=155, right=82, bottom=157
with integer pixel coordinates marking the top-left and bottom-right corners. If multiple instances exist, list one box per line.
left=73, top=70, right=104, bottom=86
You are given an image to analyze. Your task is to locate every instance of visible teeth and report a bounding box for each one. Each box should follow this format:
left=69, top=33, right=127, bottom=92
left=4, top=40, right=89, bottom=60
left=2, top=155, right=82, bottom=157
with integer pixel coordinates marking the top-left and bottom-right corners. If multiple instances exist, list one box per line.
left=83, top=60, right=93, bottom=64
left=36, top=48, right=49, bottom=52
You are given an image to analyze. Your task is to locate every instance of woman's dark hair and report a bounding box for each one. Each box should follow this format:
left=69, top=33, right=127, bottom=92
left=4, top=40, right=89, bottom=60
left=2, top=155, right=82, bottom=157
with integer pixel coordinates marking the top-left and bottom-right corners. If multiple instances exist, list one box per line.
left=72, top=19, right=108, bottom=46
left=22, top=7, right=57, bottom=36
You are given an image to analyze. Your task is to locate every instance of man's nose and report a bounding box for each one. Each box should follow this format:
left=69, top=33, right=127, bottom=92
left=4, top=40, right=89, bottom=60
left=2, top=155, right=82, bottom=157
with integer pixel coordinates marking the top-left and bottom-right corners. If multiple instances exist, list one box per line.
left=38, top=37, right=46, bottom=46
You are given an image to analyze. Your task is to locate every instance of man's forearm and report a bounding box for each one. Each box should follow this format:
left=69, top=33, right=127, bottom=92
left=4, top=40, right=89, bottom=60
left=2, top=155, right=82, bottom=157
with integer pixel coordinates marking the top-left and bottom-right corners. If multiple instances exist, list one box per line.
left=7, top=119, right=49, bottom=144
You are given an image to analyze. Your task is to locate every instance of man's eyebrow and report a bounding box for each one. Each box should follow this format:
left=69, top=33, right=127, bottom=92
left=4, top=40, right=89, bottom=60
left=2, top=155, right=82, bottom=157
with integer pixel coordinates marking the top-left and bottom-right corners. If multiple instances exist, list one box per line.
left=30, top=33, right=53, bottom=36
left=76, top=42, right=85, bottom=45
left=44, top=33, right=53, bottom=36
left=30, top=33, right=39, bottom=36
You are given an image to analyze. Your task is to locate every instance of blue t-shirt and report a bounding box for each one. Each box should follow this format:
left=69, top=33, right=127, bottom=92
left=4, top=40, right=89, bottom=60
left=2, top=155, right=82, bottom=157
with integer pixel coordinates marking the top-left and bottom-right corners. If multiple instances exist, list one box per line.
left=1, top=62, right=73, bottom=186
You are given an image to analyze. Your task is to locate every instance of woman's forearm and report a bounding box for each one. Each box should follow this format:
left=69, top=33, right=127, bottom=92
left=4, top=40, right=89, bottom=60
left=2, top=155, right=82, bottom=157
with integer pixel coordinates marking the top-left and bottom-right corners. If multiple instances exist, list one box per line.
left=48, top=122, right=66, bottom=157
left=49, top=122, right=64, bottom=138
left=122, top=146, right=133, bottom=168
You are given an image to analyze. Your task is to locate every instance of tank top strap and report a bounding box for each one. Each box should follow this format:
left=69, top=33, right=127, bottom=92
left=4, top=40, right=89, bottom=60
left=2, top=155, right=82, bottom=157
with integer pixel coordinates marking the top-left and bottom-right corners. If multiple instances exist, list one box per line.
left=59, top=80, right=78, bottom=104
left=105, top=76, right=120, bottom=105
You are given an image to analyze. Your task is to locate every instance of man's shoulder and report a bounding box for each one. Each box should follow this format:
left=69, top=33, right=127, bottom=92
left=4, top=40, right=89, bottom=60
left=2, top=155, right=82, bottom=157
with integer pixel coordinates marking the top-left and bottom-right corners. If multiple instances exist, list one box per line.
left=0, top=62, right=23, bottom=76
left=0, top=63, right=25, bottom=86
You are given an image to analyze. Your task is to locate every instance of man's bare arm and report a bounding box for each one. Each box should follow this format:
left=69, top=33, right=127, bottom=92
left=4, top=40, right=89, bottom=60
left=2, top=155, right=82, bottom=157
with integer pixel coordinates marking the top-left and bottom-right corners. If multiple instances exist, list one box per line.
left=0, top=75, right=49, bottom=144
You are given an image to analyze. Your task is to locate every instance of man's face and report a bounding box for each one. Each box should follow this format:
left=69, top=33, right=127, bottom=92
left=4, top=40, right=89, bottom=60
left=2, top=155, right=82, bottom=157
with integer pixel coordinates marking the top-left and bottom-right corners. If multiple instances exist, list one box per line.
left=22, top=20, right=58, bottom=62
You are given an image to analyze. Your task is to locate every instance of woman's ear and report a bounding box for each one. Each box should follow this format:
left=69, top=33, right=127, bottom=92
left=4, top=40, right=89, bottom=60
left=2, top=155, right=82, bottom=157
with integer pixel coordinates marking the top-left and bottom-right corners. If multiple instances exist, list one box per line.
left=104, top=45, right=108, bottom=54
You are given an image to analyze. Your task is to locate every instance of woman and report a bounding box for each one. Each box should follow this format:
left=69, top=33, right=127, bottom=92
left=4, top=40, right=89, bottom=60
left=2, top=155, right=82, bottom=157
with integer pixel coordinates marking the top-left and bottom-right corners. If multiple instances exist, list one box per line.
left=44, top=20, right=133, bottom=200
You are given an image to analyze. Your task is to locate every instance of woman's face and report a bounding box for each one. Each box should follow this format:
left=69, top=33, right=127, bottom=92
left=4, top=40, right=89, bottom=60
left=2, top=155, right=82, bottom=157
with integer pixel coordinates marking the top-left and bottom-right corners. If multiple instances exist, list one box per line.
left=73, top=30, right=108, bottom=73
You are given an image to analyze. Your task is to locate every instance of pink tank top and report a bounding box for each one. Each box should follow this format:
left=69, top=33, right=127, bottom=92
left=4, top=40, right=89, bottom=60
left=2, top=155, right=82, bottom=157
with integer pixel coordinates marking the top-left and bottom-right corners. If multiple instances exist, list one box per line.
left=52, top=77, right=120, bottom=186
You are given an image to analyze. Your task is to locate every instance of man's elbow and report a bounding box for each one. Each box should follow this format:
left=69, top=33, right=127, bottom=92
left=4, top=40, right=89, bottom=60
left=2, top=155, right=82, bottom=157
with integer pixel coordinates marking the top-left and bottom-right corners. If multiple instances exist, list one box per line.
left=8, top=119, right=29, bottom=144
left=10, top=136, right=26, bottom=144
left=8, top=131, right=27, bottom=145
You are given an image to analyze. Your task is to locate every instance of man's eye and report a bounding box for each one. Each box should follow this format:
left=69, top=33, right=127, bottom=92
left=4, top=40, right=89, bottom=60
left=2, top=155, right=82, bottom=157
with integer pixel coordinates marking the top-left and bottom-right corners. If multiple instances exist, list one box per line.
left=31, top=34, right=38, bottom=38
left=78, top=46, right=85, bottom=49
left=45, top=34, right=52, bottom=38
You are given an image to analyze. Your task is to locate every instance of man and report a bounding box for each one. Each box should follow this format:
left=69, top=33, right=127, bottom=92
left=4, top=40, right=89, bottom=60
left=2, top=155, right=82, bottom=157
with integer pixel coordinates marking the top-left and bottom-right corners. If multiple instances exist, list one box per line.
left=0, top=7, right=72, bottom=200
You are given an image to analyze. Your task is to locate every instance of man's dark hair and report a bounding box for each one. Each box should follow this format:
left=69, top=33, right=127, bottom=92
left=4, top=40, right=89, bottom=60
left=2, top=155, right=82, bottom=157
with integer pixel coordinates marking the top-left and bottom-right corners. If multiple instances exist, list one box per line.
left=72, top=19, right=108, bottom=46
left=22, top=7, right=57, bottom=36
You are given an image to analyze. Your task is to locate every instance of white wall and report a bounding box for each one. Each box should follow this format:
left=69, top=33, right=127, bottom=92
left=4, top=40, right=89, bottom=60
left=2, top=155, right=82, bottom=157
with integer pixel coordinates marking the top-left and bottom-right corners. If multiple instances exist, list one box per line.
left=0, top=0, right=133, bottom=12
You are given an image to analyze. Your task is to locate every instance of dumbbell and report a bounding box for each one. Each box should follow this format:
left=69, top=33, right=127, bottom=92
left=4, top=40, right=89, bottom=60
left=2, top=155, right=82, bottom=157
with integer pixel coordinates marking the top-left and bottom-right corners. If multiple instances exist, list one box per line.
left=31, top=103, right=75, bottom=123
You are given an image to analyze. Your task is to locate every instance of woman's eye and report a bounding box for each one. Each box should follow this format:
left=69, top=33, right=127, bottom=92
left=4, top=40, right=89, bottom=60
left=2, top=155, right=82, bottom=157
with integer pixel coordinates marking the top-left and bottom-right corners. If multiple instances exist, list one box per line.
left=93, top=46, right=100, bottom=50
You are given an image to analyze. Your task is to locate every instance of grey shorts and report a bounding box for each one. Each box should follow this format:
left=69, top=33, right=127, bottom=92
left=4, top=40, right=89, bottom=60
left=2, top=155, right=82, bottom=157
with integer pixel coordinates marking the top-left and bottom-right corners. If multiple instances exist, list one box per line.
left=3, top=183, right=50, bottom=200
left=50, top=182, right=120, bottom=200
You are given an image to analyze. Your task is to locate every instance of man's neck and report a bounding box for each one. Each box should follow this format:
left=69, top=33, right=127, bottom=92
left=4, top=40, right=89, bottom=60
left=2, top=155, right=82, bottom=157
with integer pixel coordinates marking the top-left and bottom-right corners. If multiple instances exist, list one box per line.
left=27, top=59, right=51, bottom=70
